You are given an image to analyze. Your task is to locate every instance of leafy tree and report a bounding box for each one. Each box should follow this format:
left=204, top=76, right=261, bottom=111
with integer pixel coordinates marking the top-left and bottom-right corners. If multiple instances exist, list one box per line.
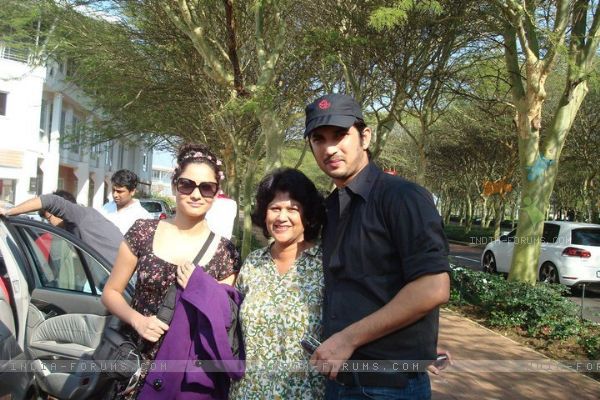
left=489, top=1, right=600, bottom=283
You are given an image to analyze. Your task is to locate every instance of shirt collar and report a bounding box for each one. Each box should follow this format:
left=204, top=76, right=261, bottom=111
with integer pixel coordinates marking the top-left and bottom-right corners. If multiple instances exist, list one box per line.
left=259, top=242, right=321, bottom=258
left=344, top=162, right=379, bottom=202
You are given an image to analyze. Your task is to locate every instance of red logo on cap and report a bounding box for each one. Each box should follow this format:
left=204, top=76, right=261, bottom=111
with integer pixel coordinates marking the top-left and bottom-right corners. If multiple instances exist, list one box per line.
left=318, top=99, right=331, bottom=110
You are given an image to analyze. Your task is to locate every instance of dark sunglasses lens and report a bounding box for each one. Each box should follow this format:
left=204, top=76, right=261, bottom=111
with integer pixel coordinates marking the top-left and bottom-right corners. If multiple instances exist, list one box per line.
left=199, top=182, right=218, bottom=198
left=177, top=179, right=196, bottom=195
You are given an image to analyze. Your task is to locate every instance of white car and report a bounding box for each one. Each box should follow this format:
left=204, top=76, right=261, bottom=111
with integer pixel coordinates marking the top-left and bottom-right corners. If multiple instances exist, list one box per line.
left=481, top=221, right=600, bottom=288
left=139, top=198, right=173, bottom=220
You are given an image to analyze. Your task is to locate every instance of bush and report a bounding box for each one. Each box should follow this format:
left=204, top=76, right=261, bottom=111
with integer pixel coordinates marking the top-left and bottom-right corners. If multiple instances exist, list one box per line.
left=450, top=266, right=581, bottom=339
left=578, top=329, right=600, bottom=359
left=444, top=225, right=495, bottom=244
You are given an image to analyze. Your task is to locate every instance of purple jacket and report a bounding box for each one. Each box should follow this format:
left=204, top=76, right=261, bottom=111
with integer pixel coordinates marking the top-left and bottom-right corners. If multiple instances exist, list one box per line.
left=139, top=267, right=245, bottom=399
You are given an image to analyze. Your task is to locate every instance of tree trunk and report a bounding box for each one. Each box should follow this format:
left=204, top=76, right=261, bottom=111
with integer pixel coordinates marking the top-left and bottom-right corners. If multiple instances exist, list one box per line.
left=464, top=196, right=473, bottom=234
left=259, top=108, right=283, bottom=170
left=493, top=198, right=504, bottom=240
left=510, top=200, right=516, bottom=229
left=371, top=116, right=395, bottom=161
left=415, top=142, right=427, bottom=187
left=458, top=201, right=465, bottom=226
left=509, top=80, right=589, bottom=283
left=239, top=139, right=264, bottom=259
left=479, top=196, right=487, bottom=227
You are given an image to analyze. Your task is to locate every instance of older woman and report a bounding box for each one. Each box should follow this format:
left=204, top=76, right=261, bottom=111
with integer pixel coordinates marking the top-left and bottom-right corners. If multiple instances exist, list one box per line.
left=229, top=168, right=326, bottom=399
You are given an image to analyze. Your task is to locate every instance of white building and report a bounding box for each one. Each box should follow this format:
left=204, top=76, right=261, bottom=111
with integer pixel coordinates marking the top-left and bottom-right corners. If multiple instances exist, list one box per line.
left=151, top=151, right=175, bottom=199
left=0, top=45, right=152, bottom=208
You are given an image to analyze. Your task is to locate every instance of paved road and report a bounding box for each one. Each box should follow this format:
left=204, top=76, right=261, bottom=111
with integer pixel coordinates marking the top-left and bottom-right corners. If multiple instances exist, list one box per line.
left=449, top=243, right=600, bottom=323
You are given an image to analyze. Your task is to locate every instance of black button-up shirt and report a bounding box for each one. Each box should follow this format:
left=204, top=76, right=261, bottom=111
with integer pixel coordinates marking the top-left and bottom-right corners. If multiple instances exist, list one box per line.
left=322, top=162, right=450, bottom=361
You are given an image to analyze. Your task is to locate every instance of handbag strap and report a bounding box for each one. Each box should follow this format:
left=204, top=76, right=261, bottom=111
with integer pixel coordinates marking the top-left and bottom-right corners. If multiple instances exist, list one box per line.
left=193, top=231, right=216, bottom=264
left=156, top=231, right=216, bottom=324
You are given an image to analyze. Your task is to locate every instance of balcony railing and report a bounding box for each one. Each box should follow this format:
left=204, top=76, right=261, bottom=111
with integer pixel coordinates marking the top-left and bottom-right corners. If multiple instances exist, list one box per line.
left=0, top=46, right=30, bottom=63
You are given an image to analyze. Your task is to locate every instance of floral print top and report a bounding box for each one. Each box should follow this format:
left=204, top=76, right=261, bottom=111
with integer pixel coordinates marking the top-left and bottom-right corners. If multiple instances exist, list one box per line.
left=117, top=219, right=240, bottom=399
left=229, top=244, right=325, bottom=400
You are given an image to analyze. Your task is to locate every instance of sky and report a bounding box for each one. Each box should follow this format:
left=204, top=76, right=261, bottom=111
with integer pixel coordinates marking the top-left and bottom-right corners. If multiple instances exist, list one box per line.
left=153, top=149, right=176, bottom=169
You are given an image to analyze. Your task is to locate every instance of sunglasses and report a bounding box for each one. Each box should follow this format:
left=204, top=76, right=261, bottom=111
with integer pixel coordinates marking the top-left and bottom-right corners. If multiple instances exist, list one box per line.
left=176, top=178, right=218, bottom=198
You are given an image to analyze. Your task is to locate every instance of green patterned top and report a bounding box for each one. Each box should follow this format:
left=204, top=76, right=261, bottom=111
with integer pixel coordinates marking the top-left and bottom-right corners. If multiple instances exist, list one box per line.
left=229, top=244, right=326, bottom=400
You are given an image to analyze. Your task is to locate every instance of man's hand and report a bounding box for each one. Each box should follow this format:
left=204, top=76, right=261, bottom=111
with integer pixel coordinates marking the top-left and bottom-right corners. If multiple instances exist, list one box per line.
left=428, top=348, right=453, bottom=375
left=177, top=261, right=196, bottom=289
left=0, top=207, right=10, bottom=217
left=132, top=314, right=169, bottom=342
left=310, top=330, right=356, bottom=380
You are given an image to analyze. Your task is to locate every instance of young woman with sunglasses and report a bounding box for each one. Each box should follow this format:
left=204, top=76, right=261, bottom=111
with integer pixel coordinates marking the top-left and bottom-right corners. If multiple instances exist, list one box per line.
left=102, top=143, right=240, bottom=399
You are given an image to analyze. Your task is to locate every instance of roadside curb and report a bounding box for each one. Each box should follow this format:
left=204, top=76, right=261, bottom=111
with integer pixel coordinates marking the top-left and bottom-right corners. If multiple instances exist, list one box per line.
left=447, top=239, right=486, bottom=249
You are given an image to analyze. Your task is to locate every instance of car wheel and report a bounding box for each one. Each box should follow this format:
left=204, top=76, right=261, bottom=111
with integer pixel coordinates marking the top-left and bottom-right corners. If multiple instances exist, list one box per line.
left=482, top=251, right=497, bottom=274
left=539, top=262, right=559, bottom=284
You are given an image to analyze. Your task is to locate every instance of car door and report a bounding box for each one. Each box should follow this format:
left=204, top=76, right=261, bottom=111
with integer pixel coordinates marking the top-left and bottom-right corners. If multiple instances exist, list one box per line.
left=0, top=217, right=35, bottom=400
left=495, top=229, right=517, bottom=273
left=1, top=217, right=132, bottom=399
left=539, top=223, right=561, bottom=266
left=9, top=218, right=121, bottom=317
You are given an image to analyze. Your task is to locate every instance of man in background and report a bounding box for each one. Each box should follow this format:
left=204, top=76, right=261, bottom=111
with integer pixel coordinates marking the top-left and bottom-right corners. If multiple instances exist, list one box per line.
left=101, top=169, right=150, bottom=234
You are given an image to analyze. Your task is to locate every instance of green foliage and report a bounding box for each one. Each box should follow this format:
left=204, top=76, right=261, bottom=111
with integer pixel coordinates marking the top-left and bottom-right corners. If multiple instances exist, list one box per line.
left=444, top=224, right=496, bottom=243
left=369, top=0, right=443, bottom=30
left=144, top=193, right=175, bottom=209
left=450, top=266, right=581, bottom=339
left=578, top=331, right=600, bottom=359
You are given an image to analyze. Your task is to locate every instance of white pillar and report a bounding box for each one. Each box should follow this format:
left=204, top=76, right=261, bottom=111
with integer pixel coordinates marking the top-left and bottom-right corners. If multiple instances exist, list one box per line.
left=90, top=171, right=105, bottom=210
left=40, top=93, right=62, bottom=194
left=74, top=162, right=89, bottom=205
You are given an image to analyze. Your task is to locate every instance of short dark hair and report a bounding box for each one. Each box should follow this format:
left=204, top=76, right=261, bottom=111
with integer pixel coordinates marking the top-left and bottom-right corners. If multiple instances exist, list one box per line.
left=172, top=143, right=223, bottom=188
left=251, top=168, right=325, bottom=242
left=53, top=190, right=76, bottom=204
left=111, top=169, right=139, bottom=191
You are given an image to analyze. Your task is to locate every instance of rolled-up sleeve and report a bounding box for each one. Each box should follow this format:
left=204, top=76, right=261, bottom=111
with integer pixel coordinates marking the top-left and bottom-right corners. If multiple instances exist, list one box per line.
left=40, top=194, right=86, bottom=224
left=387, top=183, right=450, bottom=283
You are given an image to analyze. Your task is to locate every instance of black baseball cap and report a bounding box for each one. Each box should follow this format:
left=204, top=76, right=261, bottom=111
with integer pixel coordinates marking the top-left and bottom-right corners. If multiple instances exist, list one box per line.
left=304, top=93, right=363, bottom=138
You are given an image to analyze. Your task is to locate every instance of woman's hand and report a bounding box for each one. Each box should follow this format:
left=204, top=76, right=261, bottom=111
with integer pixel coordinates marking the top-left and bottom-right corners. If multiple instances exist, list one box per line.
left=132, top=314, right=169, bottom=342
left=177, top=261, right=196, bottom=289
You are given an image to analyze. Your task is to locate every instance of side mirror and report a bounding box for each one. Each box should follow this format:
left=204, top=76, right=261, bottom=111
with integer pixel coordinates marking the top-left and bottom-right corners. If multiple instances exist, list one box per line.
left=499, top=235, right=508, bottom=242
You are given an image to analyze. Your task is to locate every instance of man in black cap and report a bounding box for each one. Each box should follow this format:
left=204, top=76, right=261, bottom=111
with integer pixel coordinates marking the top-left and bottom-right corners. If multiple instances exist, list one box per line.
left=304, top=93, right=451, bottom=399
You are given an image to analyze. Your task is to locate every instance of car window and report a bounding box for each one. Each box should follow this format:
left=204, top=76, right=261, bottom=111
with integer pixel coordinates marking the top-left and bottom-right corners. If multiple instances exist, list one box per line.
left=18, top=226, right=103, bottom=294
left=571, top=228, right=600, bottom=246
left=541, top=223, right=560, bottom=244
left=141, top=201, right=162, bottom=213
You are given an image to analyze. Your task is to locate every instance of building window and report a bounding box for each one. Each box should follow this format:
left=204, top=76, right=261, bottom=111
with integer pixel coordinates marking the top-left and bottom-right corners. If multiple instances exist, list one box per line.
left=105, top=142, right=113, bottom=168
left=118, top=144, right=124, bottom=169
left=152, top=170, right=160, bottom=180
left=59, top=111, right=67, bottom=149
left=48, top=103, right=53, bottom=138
left=39, top=99, right=47, bottom=137
left=142, top=153, right=148, bottom=172
left=0, top=92, right=7, bottom=116
left=59, top=111, right=66, bottom=134
left=0, top=179, right=16, bottom=203
left=71, top=115, right=81, bottom=153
